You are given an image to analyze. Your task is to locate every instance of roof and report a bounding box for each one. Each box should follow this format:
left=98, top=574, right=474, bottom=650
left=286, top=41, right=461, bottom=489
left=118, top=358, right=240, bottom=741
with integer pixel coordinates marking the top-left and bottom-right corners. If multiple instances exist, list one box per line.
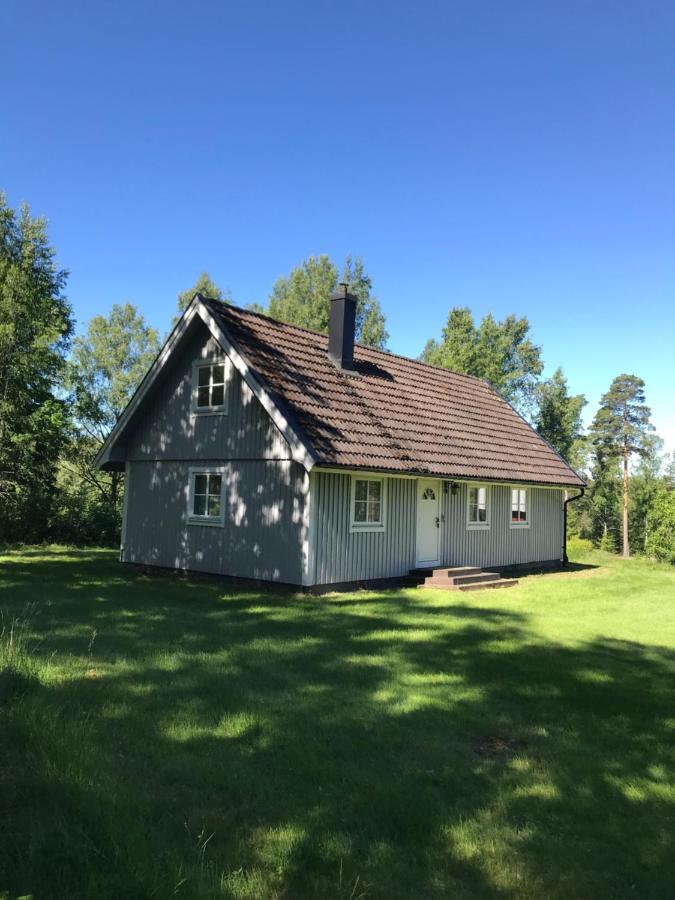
left=204, top=298, right=584, bottom=488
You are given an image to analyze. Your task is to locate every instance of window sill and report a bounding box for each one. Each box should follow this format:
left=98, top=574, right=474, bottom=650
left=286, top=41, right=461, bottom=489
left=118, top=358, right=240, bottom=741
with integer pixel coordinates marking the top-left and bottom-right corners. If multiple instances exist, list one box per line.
left=190, top=407, right=228, bottom=417
left=467, top=523, right=490, bottom=531
left=510, top=522, right=530, bottom=530
left=187, top=516, right=224, bottom=528
left=349, top=523, right=386, bottom=534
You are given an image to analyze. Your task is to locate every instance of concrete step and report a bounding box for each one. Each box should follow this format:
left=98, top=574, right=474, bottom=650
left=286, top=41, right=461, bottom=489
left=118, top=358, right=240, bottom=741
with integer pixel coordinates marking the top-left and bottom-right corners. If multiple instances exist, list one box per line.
left=409, top=566, right=482, bottom=578
left=457, top=578, right=518, bottom=592
left=451, top=571, right=499, bottom=586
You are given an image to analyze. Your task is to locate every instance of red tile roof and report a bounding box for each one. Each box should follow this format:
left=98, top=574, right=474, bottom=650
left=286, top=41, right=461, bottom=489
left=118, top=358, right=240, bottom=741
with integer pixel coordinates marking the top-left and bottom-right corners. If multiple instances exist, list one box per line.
left=208, top=300, right=584, bottom=488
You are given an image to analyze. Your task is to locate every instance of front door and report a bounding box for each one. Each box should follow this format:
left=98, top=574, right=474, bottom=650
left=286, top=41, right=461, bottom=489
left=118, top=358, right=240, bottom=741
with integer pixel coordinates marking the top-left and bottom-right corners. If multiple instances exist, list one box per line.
left=416, top=479, right=441, bottom=566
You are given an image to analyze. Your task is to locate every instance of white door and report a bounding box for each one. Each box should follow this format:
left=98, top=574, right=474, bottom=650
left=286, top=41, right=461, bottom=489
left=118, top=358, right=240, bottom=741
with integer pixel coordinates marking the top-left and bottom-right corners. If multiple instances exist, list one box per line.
left=416, top=479, right=441, bottom=566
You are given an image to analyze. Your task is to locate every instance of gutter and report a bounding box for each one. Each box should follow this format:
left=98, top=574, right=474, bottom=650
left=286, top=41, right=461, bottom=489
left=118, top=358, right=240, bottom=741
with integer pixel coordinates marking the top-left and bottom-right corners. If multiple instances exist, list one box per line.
left=563, top=488, right=585, bottom=565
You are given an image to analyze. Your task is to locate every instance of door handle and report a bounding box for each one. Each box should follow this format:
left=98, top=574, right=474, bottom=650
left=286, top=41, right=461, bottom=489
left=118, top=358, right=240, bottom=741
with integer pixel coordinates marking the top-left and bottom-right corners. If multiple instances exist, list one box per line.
left=435, top=516, right=440, bottom=528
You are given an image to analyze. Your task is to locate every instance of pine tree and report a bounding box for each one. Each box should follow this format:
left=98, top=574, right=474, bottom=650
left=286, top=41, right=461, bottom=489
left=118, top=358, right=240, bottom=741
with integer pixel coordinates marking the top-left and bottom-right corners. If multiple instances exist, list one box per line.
left=591, top=374, right=653, bottom=557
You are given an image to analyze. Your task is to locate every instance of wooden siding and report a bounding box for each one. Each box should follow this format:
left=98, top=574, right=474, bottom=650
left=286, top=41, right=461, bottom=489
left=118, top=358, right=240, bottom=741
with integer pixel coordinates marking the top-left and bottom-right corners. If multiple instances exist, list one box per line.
left=311, top=472, right=417, bottom=584
left=310, top=472, right=564, bottom=585
left=126, top=324, right=291, bottom=462
left=123, top=460, right=307, bottom=584
left=440, top=482, right=564, bottom=569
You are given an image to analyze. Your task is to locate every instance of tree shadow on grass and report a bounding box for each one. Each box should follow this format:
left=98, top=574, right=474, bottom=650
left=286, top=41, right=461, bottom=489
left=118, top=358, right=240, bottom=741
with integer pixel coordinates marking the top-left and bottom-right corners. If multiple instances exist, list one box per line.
left=0, top=554, right=673, bottom=899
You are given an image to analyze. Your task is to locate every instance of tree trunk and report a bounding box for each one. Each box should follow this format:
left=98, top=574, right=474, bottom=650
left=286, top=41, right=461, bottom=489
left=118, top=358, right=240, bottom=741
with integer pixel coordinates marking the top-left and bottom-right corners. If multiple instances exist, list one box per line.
left=622, top=443, right=629, bottom=558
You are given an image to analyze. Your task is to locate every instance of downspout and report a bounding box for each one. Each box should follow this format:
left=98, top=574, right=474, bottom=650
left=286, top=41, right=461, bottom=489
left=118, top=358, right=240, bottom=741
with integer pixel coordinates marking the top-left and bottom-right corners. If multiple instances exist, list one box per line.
left=563, top=488, right=585, bottom=565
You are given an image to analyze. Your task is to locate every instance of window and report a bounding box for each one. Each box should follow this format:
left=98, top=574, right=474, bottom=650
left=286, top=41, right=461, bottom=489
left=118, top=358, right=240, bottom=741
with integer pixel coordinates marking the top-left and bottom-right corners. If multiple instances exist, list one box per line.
left=188, top=470, right=224, bottom=525
left=467, top=485, right=489, bottom=528
left=351, top=477, right=386, bottom=531
left=192, top=359, right=228, bottom=413
left=511, top=488, right=528, bottom=526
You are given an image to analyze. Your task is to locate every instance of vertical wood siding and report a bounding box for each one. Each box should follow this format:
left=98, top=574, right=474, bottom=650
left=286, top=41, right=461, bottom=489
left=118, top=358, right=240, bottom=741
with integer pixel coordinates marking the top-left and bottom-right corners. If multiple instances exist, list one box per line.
left=311, top=472, right=416, bottom=584
left=310, top=472, right=564, bottom=585
left=440, top=482, right=564, bottom=568
left=126, top=324, right=291, bottom=462
left=124, top=459, right=306, bottom=584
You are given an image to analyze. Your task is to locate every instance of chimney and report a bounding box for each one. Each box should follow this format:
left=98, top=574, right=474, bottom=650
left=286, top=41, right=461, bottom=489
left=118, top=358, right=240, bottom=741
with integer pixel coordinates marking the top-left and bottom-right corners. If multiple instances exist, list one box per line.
left=328, top=282, right=357, bottom=371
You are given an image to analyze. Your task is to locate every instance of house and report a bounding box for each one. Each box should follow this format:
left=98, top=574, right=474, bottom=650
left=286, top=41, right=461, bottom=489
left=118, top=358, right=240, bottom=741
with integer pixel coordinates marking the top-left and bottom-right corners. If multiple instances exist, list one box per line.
left=94, top=289, right=585, bottom=590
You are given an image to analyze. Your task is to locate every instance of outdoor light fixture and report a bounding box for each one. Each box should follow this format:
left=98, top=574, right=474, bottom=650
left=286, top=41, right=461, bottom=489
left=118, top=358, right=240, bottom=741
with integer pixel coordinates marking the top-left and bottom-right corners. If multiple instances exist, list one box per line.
left=450, top=481, right=459, bottom=496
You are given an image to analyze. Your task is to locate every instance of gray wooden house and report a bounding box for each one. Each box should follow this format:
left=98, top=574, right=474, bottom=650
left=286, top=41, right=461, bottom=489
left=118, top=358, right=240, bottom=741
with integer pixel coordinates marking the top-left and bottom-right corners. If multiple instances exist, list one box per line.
left=95, top=290, right=585, bottom=589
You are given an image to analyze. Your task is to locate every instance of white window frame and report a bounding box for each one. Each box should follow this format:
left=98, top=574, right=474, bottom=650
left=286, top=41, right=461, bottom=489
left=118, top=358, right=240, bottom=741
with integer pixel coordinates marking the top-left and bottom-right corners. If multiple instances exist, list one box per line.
left=350, top=475, right=387, bottom=533
left=466, top=484, right=490, bottom=530
left=187, top=466, right=226, bottom=527
left=510, top=487, right=530, bottom=529
left=191, top=356, right=230, bottom=416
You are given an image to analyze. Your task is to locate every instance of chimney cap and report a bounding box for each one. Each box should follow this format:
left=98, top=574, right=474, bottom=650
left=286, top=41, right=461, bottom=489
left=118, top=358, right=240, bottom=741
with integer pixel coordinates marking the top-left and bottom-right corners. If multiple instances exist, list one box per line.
left=331, top=282, right=355, bottom=302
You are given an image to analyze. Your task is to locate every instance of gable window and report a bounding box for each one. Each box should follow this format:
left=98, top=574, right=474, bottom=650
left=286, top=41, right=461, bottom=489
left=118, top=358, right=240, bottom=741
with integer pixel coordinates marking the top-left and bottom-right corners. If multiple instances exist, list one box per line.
left=192, top=359, right=228, bottom=414
left=511, top=488, right=529, bottom=527
left=467, top=485, right=489, bottom=529
left=351, top=476, right=386, bottom=531
left=188, top=469, right=224, bottom=526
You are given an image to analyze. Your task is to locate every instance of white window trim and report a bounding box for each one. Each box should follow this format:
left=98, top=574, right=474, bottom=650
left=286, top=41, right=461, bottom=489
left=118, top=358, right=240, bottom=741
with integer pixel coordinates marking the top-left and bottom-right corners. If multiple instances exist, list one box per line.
left=187, top=466, right=226, bottom=527
left=190, top=356, right=231, bottom=416
left=349, top=475, right=387, bottom=533
left=510, top=487, right=530, bottom=529
left=466, top=484, right=490, bottom=530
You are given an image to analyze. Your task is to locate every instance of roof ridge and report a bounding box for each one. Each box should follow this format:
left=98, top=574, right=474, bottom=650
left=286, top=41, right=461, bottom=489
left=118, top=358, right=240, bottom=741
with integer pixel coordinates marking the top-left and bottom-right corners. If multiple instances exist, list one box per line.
left=207, top=298, right=494, bottom=389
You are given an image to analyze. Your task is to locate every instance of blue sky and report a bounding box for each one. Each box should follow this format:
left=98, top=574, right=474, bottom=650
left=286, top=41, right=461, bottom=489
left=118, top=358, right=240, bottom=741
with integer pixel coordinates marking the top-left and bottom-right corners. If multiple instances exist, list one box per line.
left=2, top=1, right=674, bottom=451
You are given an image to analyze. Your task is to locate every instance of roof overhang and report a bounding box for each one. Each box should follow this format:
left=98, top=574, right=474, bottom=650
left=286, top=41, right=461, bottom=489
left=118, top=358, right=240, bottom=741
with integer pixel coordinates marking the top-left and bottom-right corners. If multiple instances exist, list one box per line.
left=94, top=295, right=318, bottom=473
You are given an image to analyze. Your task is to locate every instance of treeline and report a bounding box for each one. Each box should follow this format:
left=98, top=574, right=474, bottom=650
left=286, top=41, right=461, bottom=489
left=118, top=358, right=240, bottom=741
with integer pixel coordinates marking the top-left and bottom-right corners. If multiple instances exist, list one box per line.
left=1, top=194, right=673, bottom=561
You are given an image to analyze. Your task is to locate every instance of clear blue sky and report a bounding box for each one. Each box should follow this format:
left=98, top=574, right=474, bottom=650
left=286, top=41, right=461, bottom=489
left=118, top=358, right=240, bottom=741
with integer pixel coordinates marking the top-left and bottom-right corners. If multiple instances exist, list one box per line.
left=3, top=1, right=674, bottom=451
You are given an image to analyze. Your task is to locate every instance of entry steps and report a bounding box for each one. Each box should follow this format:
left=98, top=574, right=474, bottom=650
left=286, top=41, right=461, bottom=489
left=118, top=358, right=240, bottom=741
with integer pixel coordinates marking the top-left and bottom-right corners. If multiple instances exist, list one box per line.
left=406, top=566, right=518, bottom=592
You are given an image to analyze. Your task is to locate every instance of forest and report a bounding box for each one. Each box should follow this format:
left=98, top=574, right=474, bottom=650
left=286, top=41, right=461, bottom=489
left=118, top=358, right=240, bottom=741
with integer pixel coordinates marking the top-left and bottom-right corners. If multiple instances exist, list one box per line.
left=1, top=193, right=673, bottom=563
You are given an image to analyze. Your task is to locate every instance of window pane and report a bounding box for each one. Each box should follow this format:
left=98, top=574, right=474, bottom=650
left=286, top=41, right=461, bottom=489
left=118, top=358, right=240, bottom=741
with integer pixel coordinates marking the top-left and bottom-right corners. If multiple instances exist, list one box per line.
left=478, top=488, right=486, bottom=507
left=211, top=384, right=224, bottom=407
left=198, top=366, right=211, bottom=387
left=194, top=474, right=208, bottom=495
left=207, top=496, right=221, bottom=518
left=469, top=487, right=477, bottom=505
left=368, top=480, right=381, bottom=502
left=193, top=494, right=206, bottom=516
left=355, top=480, right=368, bottom=501
left=469, top=501, right=477, bottom=522
left=520, top=490, right=527, bottom=508
left=367, top=501, right=381, bottom=523
left=354, top=500, right=367, bottom=522
left=478, top=507, right=487, bottom=522
left=212, top=364, right=225, bottom=385
left=199, top=386, right=213, bottom=407
left=208, top=474, right=222, bottom=495
left=519, top=509, right=527, bottom=521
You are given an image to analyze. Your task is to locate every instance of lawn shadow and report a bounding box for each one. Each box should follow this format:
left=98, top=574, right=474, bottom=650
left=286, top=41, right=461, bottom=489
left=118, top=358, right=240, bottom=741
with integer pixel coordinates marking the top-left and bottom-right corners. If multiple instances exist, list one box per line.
left=0, top=552, right=673, bottom=899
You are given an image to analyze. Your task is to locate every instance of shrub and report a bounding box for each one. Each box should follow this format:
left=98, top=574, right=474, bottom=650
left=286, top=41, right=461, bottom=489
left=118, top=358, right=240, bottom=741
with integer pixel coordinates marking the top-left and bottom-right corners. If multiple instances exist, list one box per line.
left=567, top=537, right=593, bottom=558
left=645, top=492, right=675, bottom=564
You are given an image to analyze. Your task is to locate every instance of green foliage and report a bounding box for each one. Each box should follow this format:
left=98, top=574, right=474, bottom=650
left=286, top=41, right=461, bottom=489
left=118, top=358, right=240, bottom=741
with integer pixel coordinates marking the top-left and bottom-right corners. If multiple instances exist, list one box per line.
left=266, top=254, right=388, bottom=348
left=421, top=307, right=543, bottom=412
left=534, top=368, right=586, bottom=462
left=64, top=303, right=161, bottom=544
left=591, top=374, right=653, bottom=461
left=0, top=194, right=73, bottom=542
left=176, top=271, right=229, bottom=319
left=566, top=536, right=593, bottom=558
left=645, top=490, right=675, bottom=564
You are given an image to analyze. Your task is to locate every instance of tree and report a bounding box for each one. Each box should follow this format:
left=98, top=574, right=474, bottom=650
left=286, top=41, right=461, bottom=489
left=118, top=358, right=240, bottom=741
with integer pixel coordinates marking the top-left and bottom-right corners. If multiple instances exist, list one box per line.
left=176, top=272, right=228, bottom=319
left=68, top=303, right=161, bottom=536
left=591, top=374, right=653, bottom=557
left=645, top=490, right=675, bottom=564
left=421, top=308, right=543, bottom=412
left=0, top=194, right=73, bottom=541
left=534, top=368, right=586, bottom=461
left=266, top=254, right=388, bottom=348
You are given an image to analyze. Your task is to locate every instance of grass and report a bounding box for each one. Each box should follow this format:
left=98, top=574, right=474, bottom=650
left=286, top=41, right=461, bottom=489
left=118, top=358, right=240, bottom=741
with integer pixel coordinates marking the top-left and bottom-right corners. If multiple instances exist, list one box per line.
left=0, top=547, right=673, bottom=899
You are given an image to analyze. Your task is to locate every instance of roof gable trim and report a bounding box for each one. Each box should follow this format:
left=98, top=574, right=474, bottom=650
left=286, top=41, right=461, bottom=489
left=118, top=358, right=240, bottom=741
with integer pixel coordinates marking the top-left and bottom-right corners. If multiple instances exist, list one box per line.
left=94, top=296, right=317, bottom=472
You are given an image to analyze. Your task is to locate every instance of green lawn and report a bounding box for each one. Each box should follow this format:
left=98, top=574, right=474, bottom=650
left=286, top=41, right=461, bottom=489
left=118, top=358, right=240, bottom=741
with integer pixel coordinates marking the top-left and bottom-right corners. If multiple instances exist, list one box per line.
left=1, top=548, right=674, bottom=900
